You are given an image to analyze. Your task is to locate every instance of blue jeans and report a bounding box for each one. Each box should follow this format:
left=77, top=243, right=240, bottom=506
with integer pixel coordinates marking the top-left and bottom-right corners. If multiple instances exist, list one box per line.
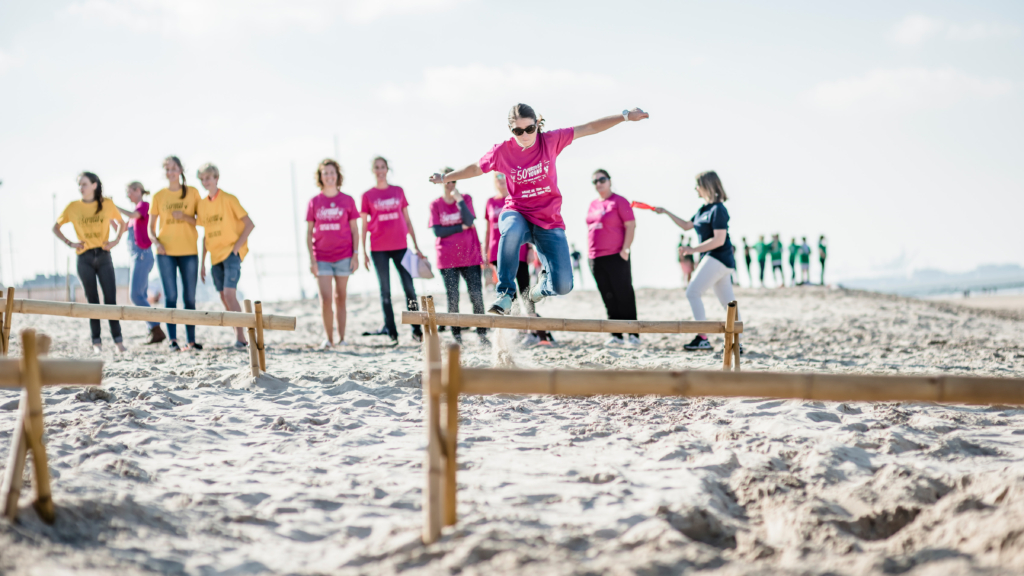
left=496, top=211, right=573, bottom=299
left=127, top=231, right=158, bottom=329
left=156, top=254, right=198, bottom=343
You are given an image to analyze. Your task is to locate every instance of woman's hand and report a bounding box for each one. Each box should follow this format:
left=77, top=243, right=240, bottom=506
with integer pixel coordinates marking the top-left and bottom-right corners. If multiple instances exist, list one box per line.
left=654, top=207, right=666, bottom=214
left=351, top=255, right=360, bottom=272
left=172, top=210, right=185, bottom=220
left=428, top=173, right=445, bottom=184
left=625, top=107, right=650, bottom=122
left=310, top=262, right=318, bottom=277
left=619, top=248, right=630, bottom=261
left=452, top=189, right=463, bottom=202
left=103, top=240, right=119, bottom=251
left=364, top=253, right=371, bottom=271
left=200, top=264, right=207, bottom=283
left=679, top=245, right=696, bottom=256
left=414, top=248, right=424, bottom=259
left=154, top=242, right=166, bottom=256
left=70, top=241, right=85, bottom=251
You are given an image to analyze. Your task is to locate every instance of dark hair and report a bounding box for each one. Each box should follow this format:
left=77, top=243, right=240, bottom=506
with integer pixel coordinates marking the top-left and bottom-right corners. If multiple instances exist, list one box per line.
left=508, top=103, right=545, bottom=132
left=79, top=172, right=104, bottom=214
left=372, top=156, right=389, bottom=171
left=592, top=168, right=611, bottom=181
left=316, top=159, right=344, bottom=189
left=164, top=156, right=187, bottom=200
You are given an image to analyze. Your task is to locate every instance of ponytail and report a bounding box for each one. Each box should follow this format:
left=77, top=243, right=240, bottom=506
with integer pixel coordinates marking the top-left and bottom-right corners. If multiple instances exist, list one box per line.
left=79, top=172, right=104, bottom=214
left=165, top=155, right=188, bottom=199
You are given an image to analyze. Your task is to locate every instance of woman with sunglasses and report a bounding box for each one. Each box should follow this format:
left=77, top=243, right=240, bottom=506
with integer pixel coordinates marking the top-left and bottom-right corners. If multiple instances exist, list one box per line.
left=587, top=169, right=639, bottom=346
left=654, top=171, right=741, bottom=352
left=429, top=103, right=649, bottom=315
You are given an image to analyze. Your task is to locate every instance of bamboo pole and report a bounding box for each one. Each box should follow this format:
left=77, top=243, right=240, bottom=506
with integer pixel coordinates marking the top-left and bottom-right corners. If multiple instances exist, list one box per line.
left=2, top=288, right=14, bottom=354
left=455, top=368, right=1024, bottom=406
left=0, top=298, right=296, bottom=331
left=402, top=311, right=742, bottom=335
left=19, top=331, right=55, bottom=524
left=732, top=303, right=741, bottom=372
left=723, top=302, right=737, bottom=371
left=0, top=359, right=104, bottom=388
left=443, top=344, right=460, bottom=527
left=422, top=322, right=443, bottom=544
left=243, top=300, right=260, bottom=378
left=254, top=301, right=267, bottom=371
left=1, top=388, right=28, bottom=520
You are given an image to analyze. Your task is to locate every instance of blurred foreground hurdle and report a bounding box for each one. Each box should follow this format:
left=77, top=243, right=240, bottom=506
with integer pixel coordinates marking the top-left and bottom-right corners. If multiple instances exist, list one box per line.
left=0, top=288, right=295, bottom=376
left=419, top=337, right=1024, bottom=544
left=404, top=295, right=744, bottom=371
left=0, top=329, right=104, bottom=524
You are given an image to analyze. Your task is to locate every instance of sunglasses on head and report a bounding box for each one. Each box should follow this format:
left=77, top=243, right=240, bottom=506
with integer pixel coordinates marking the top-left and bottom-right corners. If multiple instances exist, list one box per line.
left=592, top=176, right=609, bottom=185
left=510, top=124, right=538, bottom=136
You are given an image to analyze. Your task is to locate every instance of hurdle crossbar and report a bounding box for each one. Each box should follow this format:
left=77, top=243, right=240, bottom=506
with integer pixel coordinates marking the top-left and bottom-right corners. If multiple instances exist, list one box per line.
left=420, top=343, right=1024, bottom=543
left=402, top=311, right=743, bottom=335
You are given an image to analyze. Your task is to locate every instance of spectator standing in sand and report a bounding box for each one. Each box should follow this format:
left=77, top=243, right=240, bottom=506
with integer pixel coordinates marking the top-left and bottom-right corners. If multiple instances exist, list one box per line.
left=678, top=235, right=695, bottom=286
left=818, top=235, right=828, bottom=285
left=800, top=236, right=812, bottom=284
left=196, top=163, right=255, bottom=349
left=586, top=169, right=639, bottom=346
left=755, top=235, right=767, bottom=287
left=741, top=237, right=753, bottom=287
left=149, top=156, right=202, bottom=351
left=787, top=237, right=799, bottom=287
left=430, top=167, right=489, bottom=346
left=114, top=181, right=165, bottom=344
left=654, top=171, right=741, bottom=352
left=428, top=103, right=650, bottom=316
left=769, top=234, right=784, bottom=287
left=307, top=159, right=360, bottom=349
left=53, top=172, right=127, bottom=353
left=361, top=157, right=424, bottom=344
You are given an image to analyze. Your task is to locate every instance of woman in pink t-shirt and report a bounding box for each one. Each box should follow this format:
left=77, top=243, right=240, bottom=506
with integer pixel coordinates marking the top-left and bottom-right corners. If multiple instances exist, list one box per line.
left=306, top=159, right=360, bottom=349
left=429, top=167, right=488, bottom=346
left=114, top=181, right=166, bottom=345
left=361, top=156, right=424, bottom=343
left=586, top=169, right=639, bottom=346
left=430, top=103, right=649, bottom=315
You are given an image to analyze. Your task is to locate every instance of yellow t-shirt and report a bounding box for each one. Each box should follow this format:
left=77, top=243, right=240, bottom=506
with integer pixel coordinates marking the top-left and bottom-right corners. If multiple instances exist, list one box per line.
left=149, top=187, right=200, bottom=256
left=56, top=200, right=124, bottom=255
left=197, top=190, right=249, bottom=265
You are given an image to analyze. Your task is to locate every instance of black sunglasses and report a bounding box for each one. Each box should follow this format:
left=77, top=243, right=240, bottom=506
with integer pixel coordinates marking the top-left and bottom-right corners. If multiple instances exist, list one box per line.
left=592, top=176, right=609, bottom=185
left=511, top=124, right=538, bottom=136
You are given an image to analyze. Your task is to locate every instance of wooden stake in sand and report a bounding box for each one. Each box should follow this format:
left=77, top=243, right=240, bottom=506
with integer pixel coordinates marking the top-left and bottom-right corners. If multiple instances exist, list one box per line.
left=723, top=301, right=737, bottom=371
left=243, top=300, right=260, bottom=378
left=254, top=301, right=267, bottom=371
left=421, top=306, right=444, bottom=545
left=442, top=343, right=460, bottom=527
left=1, top=287, right=15, bottom=355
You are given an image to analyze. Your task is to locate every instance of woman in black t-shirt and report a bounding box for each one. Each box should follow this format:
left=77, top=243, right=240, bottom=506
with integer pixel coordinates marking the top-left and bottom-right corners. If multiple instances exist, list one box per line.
left=655, top=171, right=741, bottom=352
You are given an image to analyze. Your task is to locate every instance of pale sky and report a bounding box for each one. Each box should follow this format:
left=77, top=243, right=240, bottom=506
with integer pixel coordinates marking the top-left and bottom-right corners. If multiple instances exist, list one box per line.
left=1, top=0, right=1022, bottom=300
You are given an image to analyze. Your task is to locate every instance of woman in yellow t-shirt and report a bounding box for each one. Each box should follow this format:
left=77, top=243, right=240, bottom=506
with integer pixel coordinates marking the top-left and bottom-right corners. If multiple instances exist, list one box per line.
left=52, top=172, right=127, bottom=353
left=147, top=155, right=202, bottom=351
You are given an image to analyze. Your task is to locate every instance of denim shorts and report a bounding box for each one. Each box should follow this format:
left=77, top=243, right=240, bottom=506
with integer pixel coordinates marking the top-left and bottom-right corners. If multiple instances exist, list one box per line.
left=212, top=253, right=242, bottom=291
left=317, top=258, right=353, bottom=277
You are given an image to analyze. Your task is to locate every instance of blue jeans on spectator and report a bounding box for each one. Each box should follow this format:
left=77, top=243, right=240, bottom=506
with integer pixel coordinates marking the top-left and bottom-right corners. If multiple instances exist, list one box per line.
left=156, top=254, right=198, bottom=343
left=127, top=230, right=158, bottom=329
left=496, top=211, right=573, bottom=299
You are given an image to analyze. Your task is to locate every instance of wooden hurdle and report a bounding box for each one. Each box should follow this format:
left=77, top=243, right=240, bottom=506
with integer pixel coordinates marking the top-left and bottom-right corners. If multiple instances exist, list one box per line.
left=403, top=298, right=744, bottom=371
left=0, top=287, right=14, bottom=355
left=420, top=343, right=1024, bottom=543
left=1, top=329, right=104, bottom=524
left=0, top=296, right=294, bottom=376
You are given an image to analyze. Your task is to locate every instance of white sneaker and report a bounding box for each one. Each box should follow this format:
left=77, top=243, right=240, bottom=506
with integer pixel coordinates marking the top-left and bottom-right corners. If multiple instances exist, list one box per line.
left=335, top=340, right=351, bottom=348
left=605, top=336, right=624, bottom=346
left=626, top=335, right=641, bottom=347
left=319, top=339, right=334, bottom=350
left=528, top=271, right=548, bottom=303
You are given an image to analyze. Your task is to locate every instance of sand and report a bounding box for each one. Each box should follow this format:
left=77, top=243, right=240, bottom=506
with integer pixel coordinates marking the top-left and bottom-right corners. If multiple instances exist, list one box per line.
left=939, top=294, right=1024, bottom=315
left=1, top=286, right=1024, bottom=575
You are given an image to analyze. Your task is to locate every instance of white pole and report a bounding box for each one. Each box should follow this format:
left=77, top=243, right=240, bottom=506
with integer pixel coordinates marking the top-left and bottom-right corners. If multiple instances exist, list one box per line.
left=290, top=162, right=306, bottom=300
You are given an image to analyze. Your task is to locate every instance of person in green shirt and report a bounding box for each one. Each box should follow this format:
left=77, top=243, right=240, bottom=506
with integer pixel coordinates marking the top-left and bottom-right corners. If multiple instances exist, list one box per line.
left=769, top=233, right=784, bottom=287
left=799, top=236, right=812, bottom=284
left=787, top=238, right=799, bottom=286
left=818, top=235, right=828, bottom=285
left=755, top=234, right=767, bottom=287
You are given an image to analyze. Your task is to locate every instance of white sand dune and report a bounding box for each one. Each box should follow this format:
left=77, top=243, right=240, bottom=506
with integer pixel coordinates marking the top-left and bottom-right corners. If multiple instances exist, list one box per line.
left=1, top=287, right=1023, bottom=575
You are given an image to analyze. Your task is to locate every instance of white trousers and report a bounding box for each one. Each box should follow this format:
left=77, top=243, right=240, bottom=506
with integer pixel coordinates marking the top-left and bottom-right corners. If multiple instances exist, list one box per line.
left=686, top=256, right=740, bottom=329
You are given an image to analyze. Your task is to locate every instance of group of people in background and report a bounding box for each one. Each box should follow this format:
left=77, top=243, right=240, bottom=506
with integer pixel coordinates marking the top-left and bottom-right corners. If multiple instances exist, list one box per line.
left=51, top=102, right=750, bottom=355
left=739, top=235, right=828, bottom=288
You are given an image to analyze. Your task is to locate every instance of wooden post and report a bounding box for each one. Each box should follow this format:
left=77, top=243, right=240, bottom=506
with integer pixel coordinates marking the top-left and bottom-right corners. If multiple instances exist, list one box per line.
left=732, top=302, right=741, bottom=371
left=422, top=325, right=443, bottom=544
left=723, top=302, right=737, bottom=371
left=2, top=287, right=14, bottom=355
left=442, top=344, right=460, bottom=527
left=243, top=300, right=259, bottom=378
left=254, top=301, right=267, bottom=371
left=1, top=389, right=28, bottom=521
left=19, top=330, right=55, bottom=524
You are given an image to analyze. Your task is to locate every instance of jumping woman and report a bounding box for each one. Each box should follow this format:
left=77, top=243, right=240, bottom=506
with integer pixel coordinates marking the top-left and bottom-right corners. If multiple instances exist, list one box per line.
left=114, top=182, right=165, bottom=344
left=586, top=169, right=639, bottom=346
left=361, top=156, right=423, bottom=344
left=53, top=172, right=127, bottom=353
left=307, top=159, right=360, bottom=349
left=149, top=156, right=202, bottom=351
left=654, top=171, right=741, bottom=352
left=429, top=104, right=649, bottom=315
left=430, top=167, right=488, bottom=346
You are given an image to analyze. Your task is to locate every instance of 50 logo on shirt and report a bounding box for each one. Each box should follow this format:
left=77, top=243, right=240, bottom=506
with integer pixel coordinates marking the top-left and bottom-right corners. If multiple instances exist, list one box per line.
left=511, top=161, right=550, bottom=184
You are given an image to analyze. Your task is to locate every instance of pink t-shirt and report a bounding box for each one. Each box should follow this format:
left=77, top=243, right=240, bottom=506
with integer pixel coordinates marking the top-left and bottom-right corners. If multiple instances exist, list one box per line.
left=586, top=193, right=635, bottom=259
left=360, top=185, right=409, bottom=252
left=478, top=127, right=574, bottom=230
left=131, top=201, right=152, bottom=250
left=306, top=191, right=359, bottom=262
left=428, top=195, right=483, bottom=270
left=484, top=196, right=528, bottom=263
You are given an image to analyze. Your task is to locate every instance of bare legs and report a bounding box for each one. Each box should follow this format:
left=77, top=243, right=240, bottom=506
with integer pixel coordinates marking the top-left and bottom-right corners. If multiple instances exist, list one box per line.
left=220, top=288, right=246, bottom=344
left=317, top=275, right=350, bottom=345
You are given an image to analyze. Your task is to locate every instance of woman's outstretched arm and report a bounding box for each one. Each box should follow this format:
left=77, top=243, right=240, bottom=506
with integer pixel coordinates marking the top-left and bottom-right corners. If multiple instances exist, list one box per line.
left=654, top=207, right=694, bottom=231
left=573, top=108, right=649, bottom=140
left=429, top=163, right=482, bottom=184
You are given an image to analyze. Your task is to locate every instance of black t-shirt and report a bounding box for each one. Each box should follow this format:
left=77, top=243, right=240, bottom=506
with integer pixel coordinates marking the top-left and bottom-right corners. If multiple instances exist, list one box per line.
left=692, top=202, right=735, bottom=269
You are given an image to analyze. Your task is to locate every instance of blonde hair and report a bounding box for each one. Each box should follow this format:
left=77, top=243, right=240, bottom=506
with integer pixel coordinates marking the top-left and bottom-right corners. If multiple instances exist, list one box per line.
left=696, top=171, right=728, bottom=203
left=127, top=181, right=149, bottom=196
left=196, top=162, right=219, bottom=179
